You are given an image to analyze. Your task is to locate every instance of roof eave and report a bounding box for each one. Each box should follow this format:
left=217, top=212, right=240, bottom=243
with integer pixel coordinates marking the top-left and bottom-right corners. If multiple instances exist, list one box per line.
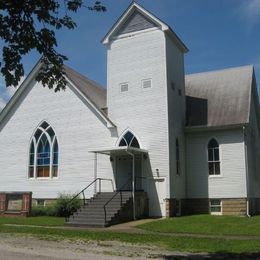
left=65, top=76, right=116, bottom=129
left=166, top=28, right=189, bottom=53
left=184, top=123, right=248, bottom=133
left=90, top=146, right=148, bottom=155
left=0, top=59, right=43, bottom=125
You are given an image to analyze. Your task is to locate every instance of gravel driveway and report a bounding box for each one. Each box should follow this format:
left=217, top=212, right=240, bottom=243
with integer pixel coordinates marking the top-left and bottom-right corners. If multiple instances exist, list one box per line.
left=0, top=233, right=189, bottom=260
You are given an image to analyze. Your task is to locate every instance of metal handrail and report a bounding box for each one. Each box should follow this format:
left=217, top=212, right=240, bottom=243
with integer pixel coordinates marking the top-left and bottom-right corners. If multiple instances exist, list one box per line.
left=103, top=177, right=132, bottom=223
left=65, top=178, right=114, bottom=221
left=70, top=178, right=114, bottom=205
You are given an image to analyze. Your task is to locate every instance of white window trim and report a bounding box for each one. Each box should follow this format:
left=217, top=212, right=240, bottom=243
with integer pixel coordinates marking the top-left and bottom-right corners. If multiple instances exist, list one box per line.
left=207, top=137, right=222, bottom=178
left=28, top=122, right=59, bottom=180
left=116, top=128, right=142, bottom=148
left=209, top=199, right=222, bottom=215
left=36, top=199, right=46, bottom=207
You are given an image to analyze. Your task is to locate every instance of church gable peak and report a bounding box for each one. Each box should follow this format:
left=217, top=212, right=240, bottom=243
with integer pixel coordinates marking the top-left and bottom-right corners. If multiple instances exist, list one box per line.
left=114, top=9, right=158, bottom=37
left=102, top=2, right=169, bottom=45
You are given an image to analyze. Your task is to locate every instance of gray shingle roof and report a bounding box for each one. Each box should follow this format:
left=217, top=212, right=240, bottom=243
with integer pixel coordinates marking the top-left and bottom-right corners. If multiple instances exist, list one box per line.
left=64, top=65, right=106, bottom=110
left=64, top=64, right=254, bottom=129
left=185, top=65, right=253, bottom=127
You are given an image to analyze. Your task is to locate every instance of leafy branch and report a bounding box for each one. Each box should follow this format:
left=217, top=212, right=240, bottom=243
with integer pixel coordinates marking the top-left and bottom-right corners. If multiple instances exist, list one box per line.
left=0, top=0, right=106, bottom=91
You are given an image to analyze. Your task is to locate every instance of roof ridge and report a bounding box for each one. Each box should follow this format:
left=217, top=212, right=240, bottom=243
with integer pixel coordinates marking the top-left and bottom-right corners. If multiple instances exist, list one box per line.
left=186, top=64, right=253, bottom=77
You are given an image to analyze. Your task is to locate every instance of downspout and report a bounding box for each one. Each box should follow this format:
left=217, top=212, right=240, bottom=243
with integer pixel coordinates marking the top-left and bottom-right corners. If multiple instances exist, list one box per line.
left=94, top=152, right=97, bottom=194
left=126, top=149, right=136, bottom=220
left=243, top=126, right=251, bottom=217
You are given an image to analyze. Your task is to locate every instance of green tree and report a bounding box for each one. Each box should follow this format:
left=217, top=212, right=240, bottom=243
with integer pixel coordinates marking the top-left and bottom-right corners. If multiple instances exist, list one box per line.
left=0, top=0, right=106, bottom=91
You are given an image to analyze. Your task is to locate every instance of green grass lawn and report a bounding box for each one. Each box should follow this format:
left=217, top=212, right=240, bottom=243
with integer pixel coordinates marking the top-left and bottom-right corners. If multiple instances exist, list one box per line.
left=0, top=216, right=64, bottom=226
left=138, top=215, right=260, bottom=237
left=0, top=215, right=260, bottom=254
left=0, top=224, right=260, bottom=254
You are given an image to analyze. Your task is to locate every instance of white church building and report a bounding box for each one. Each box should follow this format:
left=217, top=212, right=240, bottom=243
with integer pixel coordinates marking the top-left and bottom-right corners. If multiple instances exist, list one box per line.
left=0, top=2, right=260, bottom=219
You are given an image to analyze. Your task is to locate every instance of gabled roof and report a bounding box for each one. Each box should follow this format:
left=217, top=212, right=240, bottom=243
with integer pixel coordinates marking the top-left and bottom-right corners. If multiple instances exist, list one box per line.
left=185, top=65, right=254, bottom=128
left=64, top=65, right=106, bottom=110
left=102, top=1, right=188, bottom=53
left=0, top=61, right=115, bottom=129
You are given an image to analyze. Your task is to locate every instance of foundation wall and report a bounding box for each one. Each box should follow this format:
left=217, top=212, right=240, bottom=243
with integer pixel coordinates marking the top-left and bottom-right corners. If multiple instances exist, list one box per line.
left=165, top=198, right=255, bottom=217
left=222, top=198, right=246, bottom=216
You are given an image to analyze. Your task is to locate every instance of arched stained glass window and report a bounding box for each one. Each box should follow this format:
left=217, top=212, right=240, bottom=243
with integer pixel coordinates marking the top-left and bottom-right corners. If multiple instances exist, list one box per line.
left=29, top=141, right=35, bottom=178
left=29, top=121, right=59, bottom=178
left=37, top=134, right=51, bottom=177
left=52, top=139, right=59, bottom=177
left=119, top=131, right=140, bottom=148
left=208, top=138, right=220, bottom=175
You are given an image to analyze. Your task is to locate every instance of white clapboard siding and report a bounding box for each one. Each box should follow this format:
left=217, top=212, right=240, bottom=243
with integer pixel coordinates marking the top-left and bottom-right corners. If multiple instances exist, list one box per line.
left=165, top=34, right=186, bottom=199
left=246, top=86, right=260, bottom=198
left=107, top=29, right=170, bottom=215
left=186, top=129, right=247, bottom=198
left=0, top=81, right=114, bottom=199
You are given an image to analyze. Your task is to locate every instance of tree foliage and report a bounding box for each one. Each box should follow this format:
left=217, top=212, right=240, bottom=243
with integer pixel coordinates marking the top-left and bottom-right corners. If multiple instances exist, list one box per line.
left=0, top=0, right=106, bottom=91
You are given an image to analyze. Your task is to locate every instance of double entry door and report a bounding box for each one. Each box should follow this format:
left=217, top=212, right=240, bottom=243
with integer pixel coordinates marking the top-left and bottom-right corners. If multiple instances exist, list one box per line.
left=115, top=155, right=142, bottom=191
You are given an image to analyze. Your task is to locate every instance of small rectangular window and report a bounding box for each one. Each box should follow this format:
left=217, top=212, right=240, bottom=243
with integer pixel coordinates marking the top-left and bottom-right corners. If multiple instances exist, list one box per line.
left=210, top=199, right=222, bottom=215
left=178, top=89, right=182, bottom=96
left=120, top=83, right=128, bottom=92
left=171, top=82, right=175, bottom=91
left=142, top=79, right=152, bottom=89
left=37, top=199, right=45, bottom=206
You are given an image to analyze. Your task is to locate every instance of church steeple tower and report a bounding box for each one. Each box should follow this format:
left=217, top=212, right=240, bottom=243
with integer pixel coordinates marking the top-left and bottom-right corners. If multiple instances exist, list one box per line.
left=103, top=2, right=188, bottom=202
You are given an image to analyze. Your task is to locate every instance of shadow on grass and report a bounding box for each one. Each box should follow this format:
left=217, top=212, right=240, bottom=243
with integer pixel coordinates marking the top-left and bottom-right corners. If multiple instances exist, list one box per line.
left=161, top=252, right=260, bottom=259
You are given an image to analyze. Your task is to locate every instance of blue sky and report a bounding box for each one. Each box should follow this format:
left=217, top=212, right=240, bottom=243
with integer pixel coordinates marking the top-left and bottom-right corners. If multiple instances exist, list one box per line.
left=1, top=0, right=260, bottom=109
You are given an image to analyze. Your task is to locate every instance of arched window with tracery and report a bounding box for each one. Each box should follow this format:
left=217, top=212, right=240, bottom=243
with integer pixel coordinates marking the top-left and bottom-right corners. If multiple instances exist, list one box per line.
left=29, top=121, right=59, bottom=178
left=208, top=138, right=220, bottom=175
left=118, top=131, right=140, bottom=148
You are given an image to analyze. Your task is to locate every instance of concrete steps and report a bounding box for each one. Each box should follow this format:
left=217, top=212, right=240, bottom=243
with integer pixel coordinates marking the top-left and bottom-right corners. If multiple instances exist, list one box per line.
left=66, top=191, right=134, bottom=227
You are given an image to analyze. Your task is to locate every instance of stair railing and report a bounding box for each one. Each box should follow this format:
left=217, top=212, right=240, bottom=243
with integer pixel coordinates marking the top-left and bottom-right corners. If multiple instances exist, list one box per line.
left=65, top=178, right=114, bottom=221
left=103, top=177, right=132, bottom=224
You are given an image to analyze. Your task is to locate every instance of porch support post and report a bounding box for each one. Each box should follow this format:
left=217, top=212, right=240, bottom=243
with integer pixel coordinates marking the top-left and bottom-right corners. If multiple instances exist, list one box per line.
left=132, top=153, right=135, bottom=220
left=94, top=152, right=97, bottom=194
left=126, top=149, right=136, bottom=220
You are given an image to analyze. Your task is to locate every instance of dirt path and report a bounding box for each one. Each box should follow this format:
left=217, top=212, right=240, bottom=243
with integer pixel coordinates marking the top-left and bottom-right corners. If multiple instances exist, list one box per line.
left=2, top=219, right=260, bottom=259
left=1, top=232, right=260, bottom=259
left=0, top=233, right=195, bottom=260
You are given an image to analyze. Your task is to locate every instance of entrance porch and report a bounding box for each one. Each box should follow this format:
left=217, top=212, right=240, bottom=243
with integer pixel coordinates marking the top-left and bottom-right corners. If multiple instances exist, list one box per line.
left=92, top=146, right=148, bottom=191
left=91, top=146, right=148, bottom=220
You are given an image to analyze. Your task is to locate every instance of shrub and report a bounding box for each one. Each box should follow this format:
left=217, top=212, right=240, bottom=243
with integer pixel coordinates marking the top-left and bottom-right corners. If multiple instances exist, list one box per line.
left=52, top=193, right=82, bottom=217
left=31, top=205, right=56, bottom=217
left=30, top=193, right=82, bottom=217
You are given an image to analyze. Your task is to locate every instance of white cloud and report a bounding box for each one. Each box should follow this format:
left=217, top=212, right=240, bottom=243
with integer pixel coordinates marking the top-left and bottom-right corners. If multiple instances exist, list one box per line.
left=6, top=85, right=18, bottom=97
left=0, top=97, right=6, bottom=110
left=239, top=0, right=260, bottom=28
left=0, top=75, right=25, bottom=111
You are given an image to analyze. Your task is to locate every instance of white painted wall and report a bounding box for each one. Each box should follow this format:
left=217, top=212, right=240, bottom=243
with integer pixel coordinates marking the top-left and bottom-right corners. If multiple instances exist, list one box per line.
left=186, top=129, right=247, bottom=198
left=246, top=82, right=260, bottom=199
left=0, top=80, right=114, bottom=199
left=165, top=34, right=186, bottom=199
left=106, top=29, right=170, bottom=216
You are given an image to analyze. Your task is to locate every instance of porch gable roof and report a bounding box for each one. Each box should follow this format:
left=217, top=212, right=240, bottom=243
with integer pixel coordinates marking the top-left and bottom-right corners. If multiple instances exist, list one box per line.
left=90, top=146, right=148, bottom=155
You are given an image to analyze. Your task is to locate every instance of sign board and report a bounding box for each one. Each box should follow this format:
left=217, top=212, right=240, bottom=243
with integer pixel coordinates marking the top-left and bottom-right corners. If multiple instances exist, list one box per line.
left=7, top=194, right=23, bottom=211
